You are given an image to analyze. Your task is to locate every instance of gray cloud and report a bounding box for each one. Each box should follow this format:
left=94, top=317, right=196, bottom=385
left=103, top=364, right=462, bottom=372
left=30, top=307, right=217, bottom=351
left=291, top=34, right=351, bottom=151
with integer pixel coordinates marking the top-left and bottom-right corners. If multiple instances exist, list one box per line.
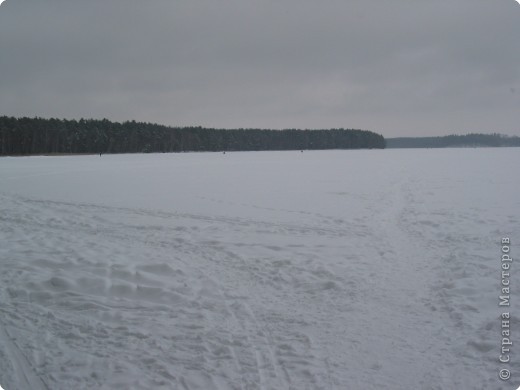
left=0, top=0, right=519, bottom=137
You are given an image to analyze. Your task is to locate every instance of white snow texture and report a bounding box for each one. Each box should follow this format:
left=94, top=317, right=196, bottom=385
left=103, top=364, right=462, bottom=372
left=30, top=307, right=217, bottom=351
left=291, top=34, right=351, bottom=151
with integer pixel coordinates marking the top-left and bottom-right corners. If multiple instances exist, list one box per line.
left=0, top=149, right=519, bottom=389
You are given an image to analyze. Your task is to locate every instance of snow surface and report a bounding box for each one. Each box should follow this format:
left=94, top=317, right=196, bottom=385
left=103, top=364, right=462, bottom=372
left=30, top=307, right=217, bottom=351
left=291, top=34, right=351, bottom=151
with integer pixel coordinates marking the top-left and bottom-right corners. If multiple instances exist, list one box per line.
left=0, top=149, right=519, bottom=390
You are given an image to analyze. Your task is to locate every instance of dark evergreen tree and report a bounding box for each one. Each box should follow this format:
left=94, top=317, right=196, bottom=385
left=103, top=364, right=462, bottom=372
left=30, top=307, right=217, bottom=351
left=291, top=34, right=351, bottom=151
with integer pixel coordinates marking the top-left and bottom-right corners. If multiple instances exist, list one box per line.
left=0, top=116, right=386, bottom=155
left=386, top=133, right=520, bottom=148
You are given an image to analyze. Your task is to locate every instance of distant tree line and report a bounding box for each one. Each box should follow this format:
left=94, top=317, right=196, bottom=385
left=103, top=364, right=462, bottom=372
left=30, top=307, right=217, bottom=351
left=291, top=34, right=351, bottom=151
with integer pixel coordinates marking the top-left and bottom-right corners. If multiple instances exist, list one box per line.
left=0, top=116, right=386, bottom=155
left=386, top=133, right=520, bottom=148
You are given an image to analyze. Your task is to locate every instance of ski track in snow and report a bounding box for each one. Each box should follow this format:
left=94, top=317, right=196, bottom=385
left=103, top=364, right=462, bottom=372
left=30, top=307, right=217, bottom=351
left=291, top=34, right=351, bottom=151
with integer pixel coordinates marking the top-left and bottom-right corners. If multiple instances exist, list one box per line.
left=0, top=149, right=519, bottom=389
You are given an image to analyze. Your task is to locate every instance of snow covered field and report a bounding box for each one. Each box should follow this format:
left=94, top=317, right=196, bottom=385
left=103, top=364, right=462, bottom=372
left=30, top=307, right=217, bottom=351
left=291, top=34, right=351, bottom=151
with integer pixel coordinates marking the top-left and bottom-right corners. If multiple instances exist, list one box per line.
left=0, top=149, right=519, bottom=390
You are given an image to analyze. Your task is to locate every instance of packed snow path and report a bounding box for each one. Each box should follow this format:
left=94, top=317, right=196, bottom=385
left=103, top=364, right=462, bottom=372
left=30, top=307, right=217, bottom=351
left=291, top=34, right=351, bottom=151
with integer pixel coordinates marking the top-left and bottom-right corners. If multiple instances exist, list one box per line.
left=0, top=149, right=519, bottom=389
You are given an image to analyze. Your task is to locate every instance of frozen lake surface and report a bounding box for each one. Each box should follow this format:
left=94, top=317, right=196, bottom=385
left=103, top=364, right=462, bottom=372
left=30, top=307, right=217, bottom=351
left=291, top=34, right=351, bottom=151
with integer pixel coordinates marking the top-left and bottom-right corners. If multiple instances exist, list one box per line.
left=0, top=149, right=519, bottom=389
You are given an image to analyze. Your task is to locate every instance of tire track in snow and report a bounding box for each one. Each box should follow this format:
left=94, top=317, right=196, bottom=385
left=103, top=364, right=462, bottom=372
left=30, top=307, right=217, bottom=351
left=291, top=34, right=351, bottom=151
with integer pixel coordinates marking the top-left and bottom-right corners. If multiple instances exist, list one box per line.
left=189, top=223, right=340, bottom=389
left=0, top=324, right=49, bottom=390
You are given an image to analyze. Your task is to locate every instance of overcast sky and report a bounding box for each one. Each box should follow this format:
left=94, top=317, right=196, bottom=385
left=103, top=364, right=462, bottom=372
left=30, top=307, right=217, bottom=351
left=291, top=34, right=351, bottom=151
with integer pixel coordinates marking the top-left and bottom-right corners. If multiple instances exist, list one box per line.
left=0, top=0, right=518, bottom=137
